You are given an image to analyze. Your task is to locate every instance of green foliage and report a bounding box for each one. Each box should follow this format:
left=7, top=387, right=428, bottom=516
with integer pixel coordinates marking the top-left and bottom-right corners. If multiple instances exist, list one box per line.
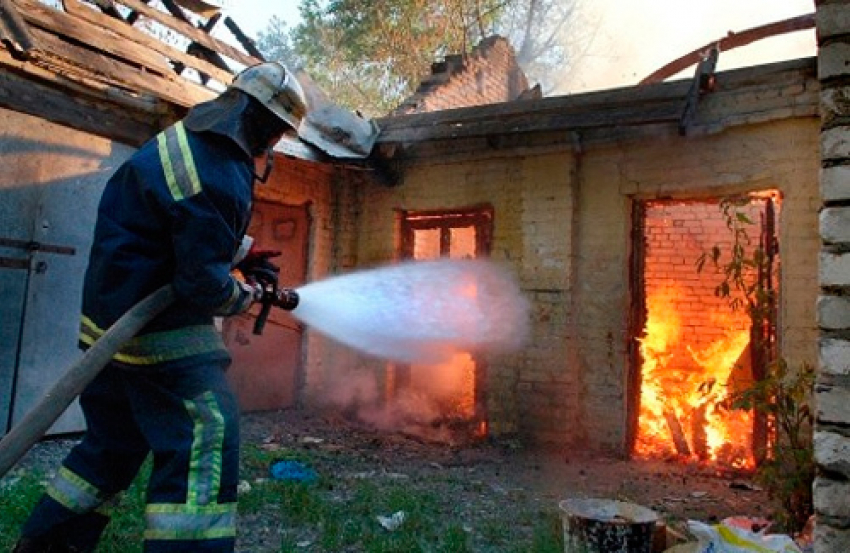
left=257, top=0, right=587, bottom=116
left=256, top=15, right=300, bottom=68
left=724, top=360, right=815, bottom=533
left=698, top=194, right=813, bottom=533
left=695, top=195, right=771, bottom=316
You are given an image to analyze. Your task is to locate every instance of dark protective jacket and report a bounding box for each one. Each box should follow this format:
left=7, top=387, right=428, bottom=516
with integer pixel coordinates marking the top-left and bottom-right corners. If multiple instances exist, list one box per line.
left=79, top=121, right=256, bottom=367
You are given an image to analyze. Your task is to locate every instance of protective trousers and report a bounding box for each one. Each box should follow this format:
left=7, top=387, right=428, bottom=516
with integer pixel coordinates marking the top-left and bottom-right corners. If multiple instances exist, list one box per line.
left=17, top=359, right=240, bottom=552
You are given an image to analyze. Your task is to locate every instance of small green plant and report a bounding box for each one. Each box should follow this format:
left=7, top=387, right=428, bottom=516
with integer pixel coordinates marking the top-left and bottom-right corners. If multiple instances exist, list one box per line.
left=724, top=360, right=815, bottom=533
left=698, top=194, right=814, bottom=533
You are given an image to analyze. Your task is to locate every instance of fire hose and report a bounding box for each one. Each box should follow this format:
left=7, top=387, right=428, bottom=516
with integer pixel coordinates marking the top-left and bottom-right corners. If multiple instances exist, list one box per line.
left=0, top=282, right=298, bottom=479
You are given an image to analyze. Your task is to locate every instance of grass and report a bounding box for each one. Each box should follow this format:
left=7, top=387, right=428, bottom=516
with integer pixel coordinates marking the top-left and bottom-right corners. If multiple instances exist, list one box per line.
left=0, top=443, right=564, bottom=552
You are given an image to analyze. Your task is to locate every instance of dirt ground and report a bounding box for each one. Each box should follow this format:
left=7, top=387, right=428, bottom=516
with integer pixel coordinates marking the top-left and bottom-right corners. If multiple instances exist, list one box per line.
left=11, top=408, right=776, bottom=551
left=237, top=408, right=776, bottom=551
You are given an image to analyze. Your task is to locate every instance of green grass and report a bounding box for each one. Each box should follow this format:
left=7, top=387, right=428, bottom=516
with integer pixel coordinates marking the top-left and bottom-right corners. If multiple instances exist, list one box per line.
left=0, top=462, right=149, bottom=553
left=0, top=444, right=563, bottom=552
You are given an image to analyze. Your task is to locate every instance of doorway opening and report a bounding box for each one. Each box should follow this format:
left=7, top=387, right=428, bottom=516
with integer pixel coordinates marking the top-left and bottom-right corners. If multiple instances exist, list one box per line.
left=391, top=205, right=493, bottom=439
left=629, top=193, right=780, bottom=470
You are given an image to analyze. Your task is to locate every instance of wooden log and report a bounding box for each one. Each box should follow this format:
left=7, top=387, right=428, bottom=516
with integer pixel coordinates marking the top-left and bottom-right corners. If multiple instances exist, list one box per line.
left=691, top=404, right=709, bottom=460
left=560, top=498, right=658, bottom=553
left=62, top=0, right=234, bottom=85
left=663, top=408, right=691, bottom=456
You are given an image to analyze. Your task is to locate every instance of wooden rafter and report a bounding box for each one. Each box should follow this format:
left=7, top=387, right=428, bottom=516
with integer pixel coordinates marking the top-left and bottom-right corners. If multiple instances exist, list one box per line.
left=640, top=13, right=815, bottom=85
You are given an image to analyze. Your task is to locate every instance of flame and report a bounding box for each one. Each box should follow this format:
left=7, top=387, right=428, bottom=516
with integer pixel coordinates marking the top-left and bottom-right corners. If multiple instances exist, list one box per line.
left=635, top=284, right=755, bottom=470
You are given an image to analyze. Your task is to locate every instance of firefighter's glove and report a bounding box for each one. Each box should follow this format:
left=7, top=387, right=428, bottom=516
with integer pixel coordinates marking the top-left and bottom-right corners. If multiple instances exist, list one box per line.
left=236, top=246, right=281, bottom=288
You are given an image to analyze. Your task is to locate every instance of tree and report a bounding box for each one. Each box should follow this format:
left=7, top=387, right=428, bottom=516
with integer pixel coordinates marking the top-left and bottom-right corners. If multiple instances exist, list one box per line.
left=256, top=16, right=300, bottom=69
left=255, top=0, right=588, bottom=116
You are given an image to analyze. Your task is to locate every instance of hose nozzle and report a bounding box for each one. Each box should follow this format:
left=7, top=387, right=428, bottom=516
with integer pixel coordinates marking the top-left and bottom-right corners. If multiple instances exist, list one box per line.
left=274, top=288, right=300, bottom=311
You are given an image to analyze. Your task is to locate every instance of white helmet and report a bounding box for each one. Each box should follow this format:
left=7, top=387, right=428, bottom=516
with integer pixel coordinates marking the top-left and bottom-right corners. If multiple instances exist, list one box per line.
left=231, top=62, right=308, bottom=131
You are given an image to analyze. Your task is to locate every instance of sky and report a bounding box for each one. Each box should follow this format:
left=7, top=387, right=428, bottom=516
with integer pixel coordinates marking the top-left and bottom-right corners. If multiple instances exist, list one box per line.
left=219, top=0, right=816, bottom=94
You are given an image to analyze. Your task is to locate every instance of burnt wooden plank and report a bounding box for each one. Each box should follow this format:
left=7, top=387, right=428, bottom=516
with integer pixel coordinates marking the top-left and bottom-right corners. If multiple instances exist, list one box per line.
left=62, top=0, right=233, bottom=85
left=224, top=16, right=264, bottom=61
left=0, top=56, right=161, bottom=144
left=0, top=0, right=35, bottom=56
left=27, top=25, right=214, bottom=107
left=377, top=82, right=691, bottom=133
left=0, top=44, right=163, bottom=112
left=377, top=100, right=683, bottom=143
left=14, top=0, right=173, bottom=76
left=111, top=0, right=259, bottom=67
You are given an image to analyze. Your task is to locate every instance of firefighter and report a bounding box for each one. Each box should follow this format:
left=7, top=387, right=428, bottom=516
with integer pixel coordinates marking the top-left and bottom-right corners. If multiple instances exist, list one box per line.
left=12, top=61, right=307, bottom=553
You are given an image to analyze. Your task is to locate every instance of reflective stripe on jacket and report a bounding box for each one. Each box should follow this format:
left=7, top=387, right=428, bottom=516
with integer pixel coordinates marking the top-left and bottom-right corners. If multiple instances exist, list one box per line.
left=80, top=121, right=255, bottom=367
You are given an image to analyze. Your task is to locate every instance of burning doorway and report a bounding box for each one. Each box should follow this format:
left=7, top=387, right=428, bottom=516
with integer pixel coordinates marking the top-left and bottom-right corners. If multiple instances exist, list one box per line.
left=629, top=194, right=780, bottom=470
left=391, top=205, right=494, bottom=438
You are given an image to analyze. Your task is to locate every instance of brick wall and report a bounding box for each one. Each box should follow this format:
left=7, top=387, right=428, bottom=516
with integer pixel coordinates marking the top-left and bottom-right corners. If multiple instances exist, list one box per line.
left=815, top=1, right=850, bottom=550
left=392, top=36, right=531, bottom=115
left=254, top=156, right=358, bottom=401
left=644, top=201, right=758, bottom=353
left=351, top=115, right=819, bottom=451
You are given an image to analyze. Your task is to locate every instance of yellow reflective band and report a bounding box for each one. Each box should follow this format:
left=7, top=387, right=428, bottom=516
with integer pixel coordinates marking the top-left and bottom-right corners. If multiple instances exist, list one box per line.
left=46, top=466, right=106, bottom=514
left=174, top=122, right=202, bottom=197
left=184, top=392, right=226, bottom=506
left=157, top=122, right=202, bottom=202
left=80, top=316, right=225, bottom=366
left=145, top=503, right=235, bottom=541
left=157, top=131, right=182, bottom=201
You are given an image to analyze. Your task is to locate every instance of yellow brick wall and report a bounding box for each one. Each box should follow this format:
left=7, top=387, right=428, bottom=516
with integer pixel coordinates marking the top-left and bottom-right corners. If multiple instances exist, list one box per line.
left=348, top=117, right=819, bottom=452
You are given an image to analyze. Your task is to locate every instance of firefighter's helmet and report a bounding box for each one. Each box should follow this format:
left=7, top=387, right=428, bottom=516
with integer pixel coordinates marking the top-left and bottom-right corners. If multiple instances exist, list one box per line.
left=231, top=62, right=308, bottom=131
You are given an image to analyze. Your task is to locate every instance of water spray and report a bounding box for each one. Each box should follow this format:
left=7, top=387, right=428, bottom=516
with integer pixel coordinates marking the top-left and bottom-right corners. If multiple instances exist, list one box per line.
left=287, top=258, right=530, bottom=365
left=0, top=258, right=529, bottom=478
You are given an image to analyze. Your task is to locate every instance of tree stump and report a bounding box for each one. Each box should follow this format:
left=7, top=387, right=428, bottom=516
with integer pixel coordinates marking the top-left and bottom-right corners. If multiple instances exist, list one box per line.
left=560, top=498, right=658, bottom=553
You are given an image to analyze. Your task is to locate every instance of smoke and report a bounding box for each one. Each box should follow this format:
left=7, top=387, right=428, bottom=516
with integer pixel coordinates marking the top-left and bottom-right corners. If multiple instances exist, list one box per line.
left=291, top=258, right=530, bottom=365
left=317, top=368, right=462, bottom=442
left=561, top=0, right=816, bottom=93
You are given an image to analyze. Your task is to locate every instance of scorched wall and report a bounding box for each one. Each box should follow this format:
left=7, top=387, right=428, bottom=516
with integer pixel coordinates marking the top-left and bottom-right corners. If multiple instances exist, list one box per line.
left=354, top=101, right=820, bottom=452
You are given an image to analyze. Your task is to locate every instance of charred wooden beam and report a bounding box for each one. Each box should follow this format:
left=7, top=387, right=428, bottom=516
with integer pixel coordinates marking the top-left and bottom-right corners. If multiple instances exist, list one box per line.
left=663, top=408, right=691, bottom=456
left=111, top=0, right=260, bottom=66
left=0, top=0, right=35, bottom=58
left=21, top=22, right=214, bottom=106
left=679, top=45, right=718, bottom=136
left=62, top=0, right=233, bottom=85
left=17, top=0, right=172, bottom=76
left=0, top=57, right=165, bottom=145
left=641, top=13, right=815, bottom=85
left=125, top=0, right=151, bottom=25
left=224, top=16, right=264, bottom=62
left=691, top=404, right=709, bottom=460
left=87, top=0, right=125, bottom=21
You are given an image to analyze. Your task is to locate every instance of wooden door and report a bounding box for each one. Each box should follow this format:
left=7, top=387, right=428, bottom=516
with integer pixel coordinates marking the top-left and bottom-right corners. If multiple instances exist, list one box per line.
left=223, top=201, right=310, bottom=411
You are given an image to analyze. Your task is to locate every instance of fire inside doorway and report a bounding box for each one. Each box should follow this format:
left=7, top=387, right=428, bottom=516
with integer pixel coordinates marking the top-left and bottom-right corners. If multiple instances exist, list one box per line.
left=629, top=193, right=780, bottom=471
left=390, top=206, right=493, bottom=439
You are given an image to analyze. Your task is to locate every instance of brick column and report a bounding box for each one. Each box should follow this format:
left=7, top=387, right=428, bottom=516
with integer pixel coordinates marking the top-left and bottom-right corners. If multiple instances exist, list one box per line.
left=816, top=2, right=850, bottom=551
